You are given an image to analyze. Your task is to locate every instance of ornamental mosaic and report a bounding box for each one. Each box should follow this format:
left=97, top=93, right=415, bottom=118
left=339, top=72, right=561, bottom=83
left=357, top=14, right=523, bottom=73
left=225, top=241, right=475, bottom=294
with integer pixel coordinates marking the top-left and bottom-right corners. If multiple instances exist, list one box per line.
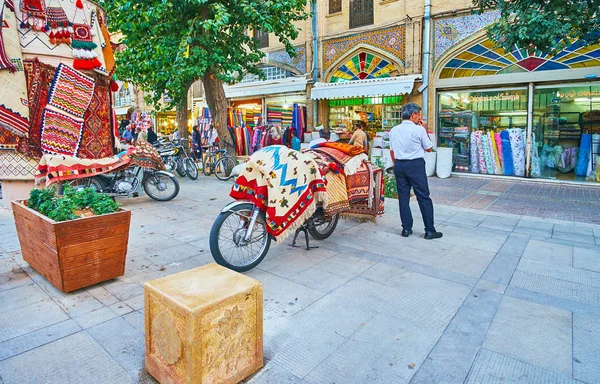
left=433, top=10, right=500, bottom=66
left=265, top=46, right=307, bottom=74
left=323, top=26, right=405, bottom=72
left=330, top=51, right=399, bottom=82
left=440, top=38, right=600, bottom=78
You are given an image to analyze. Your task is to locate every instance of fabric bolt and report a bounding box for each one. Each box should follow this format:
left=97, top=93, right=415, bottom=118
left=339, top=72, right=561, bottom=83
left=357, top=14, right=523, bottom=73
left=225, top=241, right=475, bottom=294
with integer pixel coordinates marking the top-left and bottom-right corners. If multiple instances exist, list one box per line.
left=475, top=131, right=487, bottom=174
left=494, top=132, right=504, bottom=171
left=40, top=108, right=85, bottom=156
left=576, top=133, right=592, bottom=176
left=323, top=170, right=350, bottom=215
left=469, top=131, right=479, bottom=173
left=79, top=73, right=114, bottom=159
left=0, top=1, right=30, bottom=137
left=500, top=130, right=514, bottom=176
left=230, top=145, right=327, bottom=242
left=508, top=128, right=525, bottom=176
left=530, top=132, right=541, bottom=177
left=489, top=131, right=502, bottom=174
left=47, top=63, right=95, bottom=118
left=480, top=133, right=494, bottom=174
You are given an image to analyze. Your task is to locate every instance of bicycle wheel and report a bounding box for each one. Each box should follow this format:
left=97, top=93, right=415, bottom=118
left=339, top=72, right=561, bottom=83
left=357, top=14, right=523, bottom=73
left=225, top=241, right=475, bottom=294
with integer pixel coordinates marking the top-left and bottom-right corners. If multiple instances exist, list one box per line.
left=184, top=158, right=198, bottom=180
left=214, top=156, right=237, bottom=181
left=202, top=158, right=213, bottom=176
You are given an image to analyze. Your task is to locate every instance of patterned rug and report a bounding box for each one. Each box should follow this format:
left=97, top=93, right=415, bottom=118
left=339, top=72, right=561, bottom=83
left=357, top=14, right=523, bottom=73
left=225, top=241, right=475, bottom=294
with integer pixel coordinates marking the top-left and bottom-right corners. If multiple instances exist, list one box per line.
left=79, top=73, right=114, bottom=159
left=0, top=148, right=37, bottom=180
left=318, top=141, right=367, bottom=156
left=0, top=126, right=19, bottom=149
left=342, top=167, right=385, bottom=222
left=47, top=63, right=95, bottom=118
left=311, top=146, right=367, bottom=176
left=40, top=109, right=85, bottom=157
left=346, top=163, right=372, bottom=204
left=324, top=170, right=350, bottom=215
left=230, top=145, right=327, bottom=242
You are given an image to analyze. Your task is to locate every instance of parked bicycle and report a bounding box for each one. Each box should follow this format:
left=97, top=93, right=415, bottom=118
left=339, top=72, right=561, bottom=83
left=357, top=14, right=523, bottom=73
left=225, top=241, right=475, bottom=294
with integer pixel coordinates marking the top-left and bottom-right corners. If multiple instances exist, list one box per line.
left=200, top=146, right=237, bottom=181
left=155, top=138, right=198, bottom=180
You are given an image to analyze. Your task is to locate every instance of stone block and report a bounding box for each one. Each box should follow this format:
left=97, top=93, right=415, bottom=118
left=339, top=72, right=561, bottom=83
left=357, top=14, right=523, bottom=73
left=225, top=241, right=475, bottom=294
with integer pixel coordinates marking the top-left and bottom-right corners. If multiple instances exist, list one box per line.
left=145, top=263, right=263, bottom=384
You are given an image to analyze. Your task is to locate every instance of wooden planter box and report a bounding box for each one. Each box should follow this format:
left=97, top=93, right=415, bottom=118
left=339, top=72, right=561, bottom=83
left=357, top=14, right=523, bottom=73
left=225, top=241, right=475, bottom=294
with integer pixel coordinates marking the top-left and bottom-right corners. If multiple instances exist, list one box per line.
left=12, top=201, right=131, bottom=292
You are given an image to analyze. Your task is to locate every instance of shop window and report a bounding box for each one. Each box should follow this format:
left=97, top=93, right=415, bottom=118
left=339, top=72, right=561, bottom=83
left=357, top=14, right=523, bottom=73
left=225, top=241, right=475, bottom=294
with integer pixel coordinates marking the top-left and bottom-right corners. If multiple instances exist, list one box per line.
left=241, top=66, right=293, bottom=83
left=329, top=0, right=342, bottom=14
left=349, top=0, right=373, bottom=29
left=533, top=84, right=600, bottom=182
left=440, top=39, right=600, bottom=79
left=254, top=29, right=269, bottom=48
left=329, top=51, right=398, bottom=83
left=114, top=86, right=133, bottom=108
left=437, top=89, right=529, bottom=175
left=328, top=96, right=403, bottom=133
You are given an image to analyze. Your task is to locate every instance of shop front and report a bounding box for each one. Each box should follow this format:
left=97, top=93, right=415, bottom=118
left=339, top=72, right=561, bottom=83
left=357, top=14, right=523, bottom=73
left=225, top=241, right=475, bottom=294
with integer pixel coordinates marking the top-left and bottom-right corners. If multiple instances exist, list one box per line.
left=433, top=36, right=600, bottom=184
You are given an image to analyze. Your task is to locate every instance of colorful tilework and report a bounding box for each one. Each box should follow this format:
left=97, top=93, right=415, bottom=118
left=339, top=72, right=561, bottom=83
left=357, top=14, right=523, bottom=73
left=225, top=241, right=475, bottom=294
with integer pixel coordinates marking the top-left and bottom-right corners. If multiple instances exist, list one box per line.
left=329, top=51, right=399, bottom=82
left=265, top=46, right=307, bottom=74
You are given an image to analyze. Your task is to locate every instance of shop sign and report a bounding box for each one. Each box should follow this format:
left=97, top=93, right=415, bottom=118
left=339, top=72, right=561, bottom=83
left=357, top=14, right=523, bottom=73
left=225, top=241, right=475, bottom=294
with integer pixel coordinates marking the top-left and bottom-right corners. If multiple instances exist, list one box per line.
left=328, top=95, right=402, bottom=107
left=468, top=93, right=521, bottom=103
left=556, top=89, right=600, bottom=101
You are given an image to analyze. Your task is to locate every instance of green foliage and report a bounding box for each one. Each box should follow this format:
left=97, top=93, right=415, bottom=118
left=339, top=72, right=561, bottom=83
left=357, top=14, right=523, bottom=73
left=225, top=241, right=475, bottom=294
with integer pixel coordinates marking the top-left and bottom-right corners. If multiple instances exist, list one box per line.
left=474, top=0, right=600, bottom=54
left=101, top=0, right=311, bottom=111
left=373, top=158, right=398, bottom=199
left=27, top=185, right=120, bottom=222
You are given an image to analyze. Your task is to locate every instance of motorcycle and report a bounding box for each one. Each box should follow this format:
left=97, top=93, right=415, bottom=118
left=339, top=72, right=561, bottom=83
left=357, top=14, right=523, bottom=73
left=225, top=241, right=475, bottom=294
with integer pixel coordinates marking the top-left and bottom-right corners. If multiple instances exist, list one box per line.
left=67, top=166, right=180, bottom=202
left=209, top=201, right=339, bottom=272
left=155, top=139, right=198, bottom=180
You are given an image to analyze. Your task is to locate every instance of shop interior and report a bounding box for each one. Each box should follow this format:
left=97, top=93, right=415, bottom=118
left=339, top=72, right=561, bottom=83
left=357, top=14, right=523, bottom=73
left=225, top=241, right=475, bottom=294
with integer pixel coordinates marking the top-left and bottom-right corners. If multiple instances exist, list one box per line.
left=229, top=99, right=262, bottom=128
left=266, top=95, right=306, bottom=127
left=328, top=96, right=403, bottom=139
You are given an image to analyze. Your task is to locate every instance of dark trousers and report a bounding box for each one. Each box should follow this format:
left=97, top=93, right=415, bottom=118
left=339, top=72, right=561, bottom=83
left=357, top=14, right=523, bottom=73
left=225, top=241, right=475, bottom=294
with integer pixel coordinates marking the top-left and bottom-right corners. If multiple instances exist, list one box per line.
left=394, top=158, right=435, bottom=233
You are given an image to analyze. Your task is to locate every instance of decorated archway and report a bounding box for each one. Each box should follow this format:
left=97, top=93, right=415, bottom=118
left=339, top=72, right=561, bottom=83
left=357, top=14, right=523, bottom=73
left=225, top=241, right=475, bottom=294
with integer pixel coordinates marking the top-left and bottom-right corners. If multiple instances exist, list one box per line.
left=325, top=46, right=404, bottom=83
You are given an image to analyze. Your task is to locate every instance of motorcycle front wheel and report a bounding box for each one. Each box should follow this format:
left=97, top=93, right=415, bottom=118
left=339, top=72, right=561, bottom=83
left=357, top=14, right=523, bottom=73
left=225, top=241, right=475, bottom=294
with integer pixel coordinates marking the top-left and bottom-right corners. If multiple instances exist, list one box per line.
left=175, top=158, right=186, bottom=177
left=184, top=158, right=198, bottom=180
left=143, top=171, right=180, bottom=201
left=209, top=203, right=271, bottom=272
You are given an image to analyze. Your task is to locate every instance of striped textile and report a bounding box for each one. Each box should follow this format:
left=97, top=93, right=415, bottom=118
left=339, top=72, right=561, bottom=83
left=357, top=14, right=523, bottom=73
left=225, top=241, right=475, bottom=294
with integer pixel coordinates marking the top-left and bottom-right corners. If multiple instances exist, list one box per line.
left=40, top=109, right=85, bottom=157
left=47, top=63, right=95, bottom=119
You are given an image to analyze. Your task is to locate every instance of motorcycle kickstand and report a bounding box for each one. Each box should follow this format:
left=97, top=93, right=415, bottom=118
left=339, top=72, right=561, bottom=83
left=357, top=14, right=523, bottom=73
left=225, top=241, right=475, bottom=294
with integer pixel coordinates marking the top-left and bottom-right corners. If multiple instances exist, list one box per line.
left=290, top=224, right=318, bottom=251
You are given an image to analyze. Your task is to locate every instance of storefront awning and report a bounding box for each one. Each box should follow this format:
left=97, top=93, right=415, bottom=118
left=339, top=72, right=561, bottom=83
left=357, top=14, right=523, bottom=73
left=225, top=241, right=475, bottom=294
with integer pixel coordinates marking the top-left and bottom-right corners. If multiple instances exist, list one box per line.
left=114, top=106, right=131, bottom=116
left=310, top=75, right=422, bottom=100
left=224, top=77, right=308, bottom=99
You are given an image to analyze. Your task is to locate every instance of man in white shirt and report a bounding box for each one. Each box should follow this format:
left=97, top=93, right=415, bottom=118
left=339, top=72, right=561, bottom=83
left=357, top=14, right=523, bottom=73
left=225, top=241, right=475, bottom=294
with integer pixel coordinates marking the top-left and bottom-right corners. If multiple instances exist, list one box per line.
left=389, top=103, right=442, bottom=240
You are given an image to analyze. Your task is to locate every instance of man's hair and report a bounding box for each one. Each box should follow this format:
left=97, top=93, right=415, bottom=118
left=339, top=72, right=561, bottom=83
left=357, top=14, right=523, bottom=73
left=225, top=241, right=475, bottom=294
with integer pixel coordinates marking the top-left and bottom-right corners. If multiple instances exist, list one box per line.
left=401, top=103, right=422, bottom=120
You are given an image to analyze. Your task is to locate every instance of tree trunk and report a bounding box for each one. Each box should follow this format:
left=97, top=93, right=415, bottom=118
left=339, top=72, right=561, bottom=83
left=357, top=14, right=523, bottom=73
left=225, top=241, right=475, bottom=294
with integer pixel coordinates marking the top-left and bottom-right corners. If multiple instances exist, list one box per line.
left=176, top=94, right=189, bottom=151
left=202, top=70, right=235, bottom=157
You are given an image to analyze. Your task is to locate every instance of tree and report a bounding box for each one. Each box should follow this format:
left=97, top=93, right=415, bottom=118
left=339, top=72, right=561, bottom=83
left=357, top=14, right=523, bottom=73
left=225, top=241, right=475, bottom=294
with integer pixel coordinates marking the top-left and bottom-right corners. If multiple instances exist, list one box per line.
left=474, top=0, right=600, bottom=54
left=103, top=0, right=310, bottom=154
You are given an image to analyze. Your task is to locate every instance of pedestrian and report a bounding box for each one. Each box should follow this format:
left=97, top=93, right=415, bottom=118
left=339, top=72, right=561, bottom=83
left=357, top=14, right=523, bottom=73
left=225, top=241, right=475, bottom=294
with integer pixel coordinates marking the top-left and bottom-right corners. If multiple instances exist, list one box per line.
left=349, top=121, right=368, bottom=150
left=389, top=102, right=442, bottom=240
left=135, top=127, right=147, bottom=143
left=131, top=124, right=139, bottom=142
left=147, top=126, right=158, bottom=144
left=122, top=125, right=133, bottom=144
left=291, top=129, right=301, bottom=151
left=319, top=125, right=331, bottom=140
left=192, top=125, right=202, bottom=160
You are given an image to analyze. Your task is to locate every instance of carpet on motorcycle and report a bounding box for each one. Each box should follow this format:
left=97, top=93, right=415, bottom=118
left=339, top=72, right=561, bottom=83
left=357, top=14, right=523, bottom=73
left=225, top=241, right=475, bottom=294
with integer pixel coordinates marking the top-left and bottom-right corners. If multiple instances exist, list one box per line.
left=230, top=145, right=328, bottom=242
left=310, top=146, right=367, bottom=176
left=323, top=170, right=350, bottom=215
left=342, top=165, right=385, bottom=222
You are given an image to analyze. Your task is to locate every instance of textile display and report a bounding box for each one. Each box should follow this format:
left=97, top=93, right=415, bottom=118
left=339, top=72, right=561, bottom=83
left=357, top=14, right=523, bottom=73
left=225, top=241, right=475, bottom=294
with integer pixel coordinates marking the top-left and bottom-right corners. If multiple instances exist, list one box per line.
left=46, top=4, right=70, bottom=46
left=480, top=133, right=494, bottom=174
left=19, top=59, right=52, bottom=158
left=312, top=146, right=368, bottom=176
left=531, top=133, right=541, bottom=177
left=475, top=131, right=487, bottom=174
left=40, top=108, right=85, bottom=156
left=0, top=148, right=38, bottom=179
left=70, top=1, right=101, bottom=70
left=36, top=141, right=165, bottom=186
left=79, top=73, right=114, bottom=159
left=19, top=0, right=46, bottom=31
left=494, top=132, right=504, bottom=171
left=0, top=125, right=19, bottom=149
left=96, top=9, right=114, bottom=74
left=323, top=170, right=350, bottom=215
left=0, top=1, right=30, bottom=137
left=230, top=145, right=328, bottom=242
left=499, top=130, right=514, bottom=176
left=490, top=132, right=502, bottom=174
left=341, top=166, right=385, bottom=222
left=558, top=147, right=578, bottom=173
left=576, top=134, right=592, bottom=176
left=47, top=63, right=95, bottom=118
left=318, top=141, right=367, bottom=156
left=469, top=131, right=479, bottom=174
left=345, top=162, right=372, bottom=204
left=303, top=149, right=332, bottom=174
left=508, top=128, right=525, bottom=176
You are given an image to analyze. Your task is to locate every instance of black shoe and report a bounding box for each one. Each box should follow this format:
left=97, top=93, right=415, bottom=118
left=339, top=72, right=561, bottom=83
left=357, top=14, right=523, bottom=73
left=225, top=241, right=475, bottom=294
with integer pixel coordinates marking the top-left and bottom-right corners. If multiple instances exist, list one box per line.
left=401, top=229, right=413, bottom=237
left=424, top=231, right=443, bottom=240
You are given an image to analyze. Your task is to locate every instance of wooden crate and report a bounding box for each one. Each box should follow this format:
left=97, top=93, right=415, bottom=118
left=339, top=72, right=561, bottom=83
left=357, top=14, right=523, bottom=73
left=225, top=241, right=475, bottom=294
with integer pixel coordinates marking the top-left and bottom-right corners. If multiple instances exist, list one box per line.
left=145, top=263, right=263, bottom=384
left=11, top=201, right=131, bottom=292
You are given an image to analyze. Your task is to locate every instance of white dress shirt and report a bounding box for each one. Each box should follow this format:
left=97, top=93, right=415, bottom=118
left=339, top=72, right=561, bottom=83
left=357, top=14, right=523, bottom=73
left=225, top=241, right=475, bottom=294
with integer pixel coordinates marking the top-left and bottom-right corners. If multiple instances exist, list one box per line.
left=389, top=120, right=433, bottom=160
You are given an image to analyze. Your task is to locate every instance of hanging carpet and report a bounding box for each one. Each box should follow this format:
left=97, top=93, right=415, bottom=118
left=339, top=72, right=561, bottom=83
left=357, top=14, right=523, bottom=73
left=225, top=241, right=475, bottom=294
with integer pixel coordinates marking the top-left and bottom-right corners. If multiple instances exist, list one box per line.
left=342, top=166, right=385, bottom=222
left=345, top=162, right=373, bottom=204
left=40, top=109, right=85, bottom=156
left=79, top=73, right=115, bottom=159
left=323, top=170, right=350, bottom=215
left=46, top=63, right=95, bottom=118
left=311, top=146, right=368, bottom=176
left=230, top=145, right=327, bottom=242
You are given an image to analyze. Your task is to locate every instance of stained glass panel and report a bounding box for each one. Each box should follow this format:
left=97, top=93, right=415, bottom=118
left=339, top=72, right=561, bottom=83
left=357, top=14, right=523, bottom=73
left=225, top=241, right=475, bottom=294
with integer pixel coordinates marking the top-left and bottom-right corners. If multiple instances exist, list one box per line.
left=329, top=51, right=399, bottom=83
left=441, top=39, right=600, bottom=79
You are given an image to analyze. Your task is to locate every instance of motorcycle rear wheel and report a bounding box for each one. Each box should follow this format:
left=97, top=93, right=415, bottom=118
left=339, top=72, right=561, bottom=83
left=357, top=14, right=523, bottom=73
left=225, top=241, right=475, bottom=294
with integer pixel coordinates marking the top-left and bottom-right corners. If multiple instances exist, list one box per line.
left=209, top=203, right=271, bottom=272
left=184, top=158, right=198, bottom=180
left=175, top=159, right=186, bottom=177
left=307, top=212, right=339, bottom=240
left=143, top=171, right=180, bottom=201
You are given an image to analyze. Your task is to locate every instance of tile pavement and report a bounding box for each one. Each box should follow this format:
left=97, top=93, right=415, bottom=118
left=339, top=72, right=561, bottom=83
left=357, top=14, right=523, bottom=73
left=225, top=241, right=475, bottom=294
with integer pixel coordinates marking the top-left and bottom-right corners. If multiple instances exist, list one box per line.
left=0, top=175, right=599, bottom=383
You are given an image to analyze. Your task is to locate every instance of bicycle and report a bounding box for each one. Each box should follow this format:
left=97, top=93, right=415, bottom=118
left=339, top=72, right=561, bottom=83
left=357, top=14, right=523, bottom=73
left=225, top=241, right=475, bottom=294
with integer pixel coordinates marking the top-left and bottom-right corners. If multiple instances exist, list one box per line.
left=201, top=146, right=237, bottom=181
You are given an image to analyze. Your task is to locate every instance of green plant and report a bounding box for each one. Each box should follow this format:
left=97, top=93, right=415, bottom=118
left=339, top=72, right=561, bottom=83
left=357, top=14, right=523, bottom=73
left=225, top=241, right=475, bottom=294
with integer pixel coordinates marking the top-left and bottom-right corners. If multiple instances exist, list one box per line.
left=438, top=142, right=452, bottom=148
left=373, top=158, right=398, bottom=199
left=27, top=184, right=120, bottom=222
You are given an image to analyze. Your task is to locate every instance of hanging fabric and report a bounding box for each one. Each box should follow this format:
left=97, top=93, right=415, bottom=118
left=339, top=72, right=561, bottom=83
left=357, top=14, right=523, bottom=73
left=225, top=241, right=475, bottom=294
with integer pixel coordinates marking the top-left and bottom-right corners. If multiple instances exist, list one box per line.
left=500, top=130, right=514, bottom=176
left=19, top=0, right=46, bottom=31
left=45, top=0, right=71, bottom=46
left=70, top=0, right=101, bottom=70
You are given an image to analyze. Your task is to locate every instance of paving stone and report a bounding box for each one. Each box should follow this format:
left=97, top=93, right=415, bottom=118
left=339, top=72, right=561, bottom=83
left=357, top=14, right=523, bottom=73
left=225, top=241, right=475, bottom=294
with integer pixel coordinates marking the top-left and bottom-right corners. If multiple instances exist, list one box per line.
left=484, top=296, right=572, bottom=374
left=0, top=283, right=48, bottom=313
left=74, top=307, right=120, bottom=329
left=88, top=317, right=145, bottom=381
left=475, top=280, right=507, bottom=294
left=553, top=231, right=597, bottom=245
left=510, top=270, right=600, bottom=307
left=478, top=216, right=519, bottom=232
left=481, top=253, right=521, bottom=285
left=258, top=248, right=336, bottom=279
left=554, top=224, right=594, bottom=236
left=411, top=289, right=503, bottom=384
left=513, top=226, right=554, bottom=238
left=506, top=286, right=600, bottom=320
left=517, top=219, right=555, bottom=231
left=0, top=320, right=81, bottom=361
left=0, top=260, right=31, bottom=293
left=289, top=267, right=352, bottom=293
left=466, top=348, right=582, bottom=384
left=573, top=313, right=600, bottom=384
left=0, top=300, right=68, bottom=343
left=85, top=286, right=120, bottom=306
left=0, top=331, right=133, bottom=384
left=122, top=311, right=145, bottom=334
left=435, top=224, right=508, bottom=253
left=145, top=243, right=205, bottom=264
left=446, top=212, right=487, bottom=227
left=246, top=361, right=311, bottom=384
left=311, top=253, right=375, bottom=279
left=574, top=247, right=600, bottom=273
left=124, top=294, right=145, bottom=311
left=432, top=246, right=495, bottom=278
left=517, top=258, right=600, bottom=287
left=497, top=233, right=531, bottom=256
left=101, top=279, right=145, bottom=301
left=377, top=256, right=478, bottom=288
left=108, top=301, right=134, bottom=316
left=522, top=240, right=573, bottom=266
